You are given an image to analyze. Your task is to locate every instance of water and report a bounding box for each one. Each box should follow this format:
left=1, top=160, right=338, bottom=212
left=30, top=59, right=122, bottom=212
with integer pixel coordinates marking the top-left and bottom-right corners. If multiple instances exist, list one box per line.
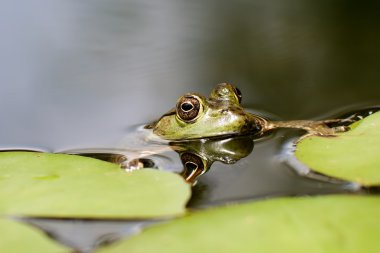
left=1, top=0, right=380, bottom=252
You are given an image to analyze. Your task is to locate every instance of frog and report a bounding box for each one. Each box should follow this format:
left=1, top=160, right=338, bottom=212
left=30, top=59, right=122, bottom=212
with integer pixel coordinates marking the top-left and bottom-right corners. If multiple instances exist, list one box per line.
left=65, top=83, right=349, bottom=183
left=147, top=83, right=347, bottom=140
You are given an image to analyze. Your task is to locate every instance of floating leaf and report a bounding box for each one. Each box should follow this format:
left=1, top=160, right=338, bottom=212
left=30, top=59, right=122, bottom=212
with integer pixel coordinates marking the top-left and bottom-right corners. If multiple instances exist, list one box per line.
left=0, top=218, right=69, bottom=253
left=295, top=111, right=380, bottom=186
left=0, top=152, right=190, bottom=218
left=96, top=195, right=380, bottom=253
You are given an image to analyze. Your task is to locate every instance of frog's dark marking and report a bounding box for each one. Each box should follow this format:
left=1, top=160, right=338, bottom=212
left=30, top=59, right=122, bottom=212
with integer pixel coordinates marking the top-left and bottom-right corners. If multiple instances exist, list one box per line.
left=233, top=87, right=242, bottom=103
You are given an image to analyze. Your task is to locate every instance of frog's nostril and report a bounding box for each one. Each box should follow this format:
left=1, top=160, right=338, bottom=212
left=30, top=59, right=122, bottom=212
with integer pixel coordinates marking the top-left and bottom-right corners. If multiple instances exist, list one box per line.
left=181, top=102, right=194, bottom=112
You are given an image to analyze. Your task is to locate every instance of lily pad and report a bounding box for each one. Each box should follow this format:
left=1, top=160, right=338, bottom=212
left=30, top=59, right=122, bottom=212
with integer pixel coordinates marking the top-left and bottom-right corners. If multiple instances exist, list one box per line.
left=0, top=152, right=190, bottom=218
left=96, top=195, right=380, bottom=253
left=295, top=111, right=380, bottom=186
left=0, top=218, right=69, bottom=253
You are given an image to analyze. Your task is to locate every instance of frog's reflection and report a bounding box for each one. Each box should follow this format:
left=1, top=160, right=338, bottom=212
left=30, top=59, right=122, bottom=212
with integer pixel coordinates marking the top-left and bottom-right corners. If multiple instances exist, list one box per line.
left=66, top=135, right=254, bottom=184
left=171, top=136, right=254, bottom=183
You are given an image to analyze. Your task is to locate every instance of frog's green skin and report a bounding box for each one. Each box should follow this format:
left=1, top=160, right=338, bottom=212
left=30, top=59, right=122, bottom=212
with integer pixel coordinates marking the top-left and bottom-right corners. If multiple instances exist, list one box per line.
left=148, top=83, right=266, bottom=140
left=149, top=83, right=344, bottom=141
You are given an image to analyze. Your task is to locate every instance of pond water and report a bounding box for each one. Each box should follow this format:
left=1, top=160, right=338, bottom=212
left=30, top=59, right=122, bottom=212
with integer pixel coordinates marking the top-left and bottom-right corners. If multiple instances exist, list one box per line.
left=1, top=0, right=380, bottom=252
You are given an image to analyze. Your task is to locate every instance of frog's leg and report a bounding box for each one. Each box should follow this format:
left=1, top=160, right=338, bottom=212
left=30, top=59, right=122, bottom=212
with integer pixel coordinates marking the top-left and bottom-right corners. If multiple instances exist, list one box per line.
left=266, top=119, right=350, bottom=136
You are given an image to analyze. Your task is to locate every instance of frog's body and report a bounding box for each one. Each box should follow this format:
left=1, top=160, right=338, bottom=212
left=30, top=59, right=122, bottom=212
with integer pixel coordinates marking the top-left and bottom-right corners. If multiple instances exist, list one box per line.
left=148, top=83, right=345, bottom=141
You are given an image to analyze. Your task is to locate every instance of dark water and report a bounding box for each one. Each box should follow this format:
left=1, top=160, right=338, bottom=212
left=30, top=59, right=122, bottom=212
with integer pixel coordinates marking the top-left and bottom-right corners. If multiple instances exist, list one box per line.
left=2, top=0, right=380, bottom=252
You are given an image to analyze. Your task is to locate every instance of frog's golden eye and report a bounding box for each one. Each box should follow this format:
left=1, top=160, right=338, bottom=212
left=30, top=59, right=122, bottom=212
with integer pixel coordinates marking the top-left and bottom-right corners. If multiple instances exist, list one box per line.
left=233, top=86, right=242, bottom=104
left=176, top=95, right=202, bottom=122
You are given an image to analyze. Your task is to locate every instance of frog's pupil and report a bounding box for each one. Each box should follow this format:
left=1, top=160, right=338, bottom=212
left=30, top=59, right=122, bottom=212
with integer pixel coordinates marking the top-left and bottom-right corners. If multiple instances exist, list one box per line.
left=181, top=102, right=194, bottom=112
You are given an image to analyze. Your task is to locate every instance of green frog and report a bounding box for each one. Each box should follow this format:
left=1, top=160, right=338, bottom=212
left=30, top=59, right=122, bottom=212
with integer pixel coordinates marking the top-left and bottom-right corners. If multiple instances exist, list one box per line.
left=67, top=84, right=349, bottom=183
left=147, top=83, right=347, bottom=140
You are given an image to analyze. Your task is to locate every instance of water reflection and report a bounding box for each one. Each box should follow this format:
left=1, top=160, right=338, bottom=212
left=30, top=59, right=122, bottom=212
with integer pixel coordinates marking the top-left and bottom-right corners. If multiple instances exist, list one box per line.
left=65, top=135, right=255, bottom=184
left=173, top=136, right=254, bottom=183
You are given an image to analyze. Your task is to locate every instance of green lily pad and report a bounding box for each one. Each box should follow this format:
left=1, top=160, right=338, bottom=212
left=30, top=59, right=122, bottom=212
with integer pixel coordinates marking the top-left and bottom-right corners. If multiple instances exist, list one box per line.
left=0, top=218, right=69, bottom=253
left=0, top=152, right=190, bottom=218
left=295, top=111, right=380, bottom=186
left=96, top=195, right=380, bottom=253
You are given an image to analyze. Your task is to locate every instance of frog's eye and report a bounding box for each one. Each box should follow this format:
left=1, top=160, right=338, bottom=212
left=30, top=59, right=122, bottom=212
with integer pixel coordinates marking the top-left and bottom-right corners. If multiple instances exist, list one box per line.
left=233, top=86, right=242, bottom=104
left=176, top=95, right=203, bottom=122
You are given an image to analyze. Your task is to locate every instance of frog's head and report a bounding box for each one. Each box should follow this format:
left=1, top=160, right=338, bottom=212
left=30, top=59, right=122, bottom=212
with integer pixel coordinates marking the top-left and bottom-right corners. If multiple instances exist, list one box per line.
left=148, top=83, right=265, bottom=140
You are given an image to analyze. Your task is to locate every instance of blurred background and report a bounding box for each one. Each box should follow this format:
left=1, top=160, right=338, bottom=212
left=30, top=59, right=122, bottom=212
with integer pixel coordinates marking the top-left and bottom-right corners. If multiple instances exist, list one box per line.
left=1, top=0, right=380, bottom=150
